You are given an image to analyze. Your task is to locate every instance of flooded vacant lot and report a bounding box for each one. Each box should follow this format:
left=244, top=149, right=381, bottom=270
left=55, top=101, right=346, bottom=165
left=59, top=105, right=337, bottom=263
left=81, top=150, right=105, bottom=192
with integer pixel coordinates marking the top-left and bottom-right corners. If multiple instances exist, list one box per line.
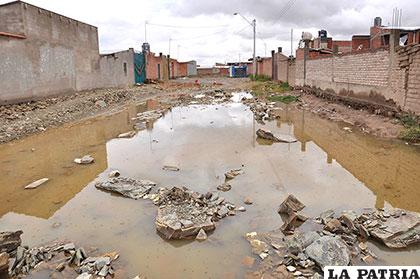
left=0, top=96, right=419, bottom=278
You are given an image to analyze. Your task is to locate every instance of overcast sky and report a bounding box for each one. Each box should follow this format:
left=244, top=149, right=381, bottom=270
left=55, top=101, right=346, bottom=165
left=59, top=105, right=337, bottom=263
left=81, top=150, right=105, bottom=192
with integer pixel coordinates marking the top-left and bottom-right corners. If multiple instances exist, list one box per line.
left=1, top=0, right=418, bottom=66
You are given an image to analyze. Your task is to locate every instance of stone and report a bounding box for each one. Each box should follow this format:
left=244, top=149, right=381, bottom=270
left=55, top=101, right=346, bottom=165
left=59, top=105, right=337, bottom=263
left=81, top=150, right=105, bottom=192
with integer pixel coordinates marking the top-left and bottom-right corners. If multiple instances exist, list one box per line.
left=94, top=257, right=111, bottom=270
left=324, top=219, right=344, bottom=233
left=305, top=236, right=351, bottom=269
left=0, top=252, right=9, bottom=272
left=95, top=177, right=156, bottom=199
left=237, top=207, right=246, bottom=212
left=162, top=165, right=180, bottom=172
left=55, top=261, right=66, bottom=272
left=256, top=128, right=297, bottom=143
left=95, top=100, right=107, bottom=108
left=117, top=131, right=136, bottom=138
left=284, top=231, right=321, bottom=255
left=24, top=178, right=49, bottom=189
left=217, top=206, right=229, bottom=217
left=217, top=182, right=231, bottom=192
left=109, top=170, right=121, bottom=178
left=76, top=273, right=93, bottom=279
left=362, top=208, right=420, bottom=248
left=63, top=243, right=75, bottom=251
left=249, top=239, right=269, bottom=255
left=286, top=266, right=296, bottom=272
left=74, top=155, right=94, bottom=164
left=278, top=195, right=305, bottom=215
left=196, top=229, right=208, bottom=241
left=0, top=231, right=23, bottom=253
left=259, top=252, right=269, bottom=260
left=361, top=255, right=374, bottom=264
left=244, top=197, right=253, bottom=205
left=225, top=168, right=244, bottom=180
left=241, top=256, right=255, bottom=268
left=319, top=209, right=335, bottom=224
left=98, top=264, right=109, bottom=277
left=281, top=211, right=308, bottom=233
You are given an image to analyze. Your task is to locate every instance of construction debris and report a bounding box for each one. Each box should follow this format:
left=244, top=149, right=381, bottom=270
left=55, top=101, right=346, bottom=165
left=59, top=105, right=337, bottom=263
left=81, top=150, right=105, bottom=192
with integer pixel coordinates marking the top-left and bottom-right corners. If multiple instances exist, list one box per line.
left=24, top=178, right=49, bottom=189
left=0, top=231, right=23, bottom=254
left=153, top=187, right=236, bottom=240
left=95, top=177, right=157, bottom=199
left=224, top=168, right=244, bottom=180
left=74, top=155, right=95, bottom=164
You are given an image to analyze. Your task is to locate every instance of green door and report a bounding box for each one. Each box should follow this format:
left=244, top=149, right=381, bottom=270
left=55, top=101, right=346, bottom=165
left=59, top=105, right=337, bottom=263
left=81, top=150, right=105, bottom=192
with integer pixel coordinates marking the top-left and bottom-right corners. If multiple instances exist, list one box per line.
left=134, top=52, right=146, bottom=83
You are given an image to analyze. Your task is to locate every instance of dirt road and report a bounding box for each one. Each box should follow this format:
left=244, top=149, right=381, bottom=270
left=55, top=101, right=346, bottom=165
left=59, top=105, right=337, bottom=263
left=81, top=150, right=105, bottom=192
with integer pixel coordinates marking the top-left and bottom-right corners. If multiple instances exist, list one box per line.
left=0, top=78, right=249, bottom=144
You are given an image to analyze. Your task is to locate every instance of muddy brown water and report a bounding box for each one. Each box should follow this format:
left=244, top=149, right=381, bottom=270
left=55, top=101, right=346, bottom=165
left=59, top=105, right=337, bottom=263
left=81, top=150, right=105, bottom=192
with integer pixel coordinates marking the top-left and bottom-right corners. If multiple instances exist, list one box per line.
left=0, top=97, right=420, bottom=278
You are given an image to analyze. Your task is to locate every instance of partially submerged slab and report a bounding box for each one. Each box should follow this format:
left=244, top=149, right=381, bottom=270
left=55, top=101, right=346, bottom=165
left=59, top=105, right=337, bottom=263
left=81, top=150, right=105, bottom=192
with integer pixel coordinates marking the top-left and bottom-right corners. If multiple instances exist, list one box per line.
left=356, top=208, right=420, bottom=248
left=153, top=187, right=236, bottom=240
left=256, top=128, right=297, bottom=143
left=95, top=177, right=156, bottom=199
left=305, top=236, right=351, bottom=268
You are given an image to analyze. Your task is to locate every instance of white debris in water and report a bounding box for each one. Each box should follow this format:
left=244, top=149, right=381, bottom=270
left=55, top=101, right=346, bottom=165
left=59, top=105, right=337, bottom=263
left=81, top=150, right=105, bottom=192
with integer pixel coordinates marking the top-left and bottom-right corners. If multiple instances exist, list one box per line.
left=24, top=178, right=49, bottom=189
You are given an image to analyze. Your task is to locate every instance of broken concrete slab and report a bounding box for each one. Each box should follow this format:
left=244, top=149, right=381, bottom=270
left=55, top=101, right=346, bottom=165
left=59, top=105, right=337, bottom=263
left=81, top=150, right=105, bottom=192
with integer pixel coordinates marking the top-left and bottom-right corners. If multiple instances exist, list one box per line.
left=256, top=128, right=297, bottom=143
left=153, top=187, right=236, bottom=240
left=278, top=195, right=305, bottom=215
left=217, top=182, right=231, bottom=192
left=95, top=177, right=156, bottom=199
left=305, top=236, right=350, bottom=268
left=0, top=231, right=22, bottom=254
left=24, top=178, right=49, bottom=189
left=224, top=168, right=244, bottom=180
left=74, top=155, right=94, bottom=164
left=356, top=208, right=420, bottom=248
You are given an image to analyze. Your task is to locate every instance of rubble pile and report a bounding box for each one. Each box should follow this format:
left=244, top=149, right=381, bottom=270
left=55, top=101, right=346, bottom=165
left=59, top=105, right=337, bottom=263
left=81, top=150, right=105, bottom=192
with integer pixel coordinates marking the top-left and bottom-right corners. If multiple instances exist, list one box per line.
left=0, top=232, right=119, bottom=278
left=242, top=99, right=282, bottom=123
left=95, top=177, right=157, bottom=199
left=244, top=195, right=420, bottom=278
left=135, top=109, right=166, bottom=123
left=151, top=187, right=238, bottom=240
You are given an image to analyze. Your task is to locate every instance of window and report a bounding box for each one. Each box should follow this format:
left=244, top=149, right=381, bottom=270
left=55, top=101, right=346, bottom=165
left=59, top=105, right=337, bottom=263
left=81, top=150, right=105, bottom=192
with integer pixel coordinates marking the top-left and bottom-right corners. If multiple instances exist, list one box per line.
left=123, top=62, right=127, bottom=76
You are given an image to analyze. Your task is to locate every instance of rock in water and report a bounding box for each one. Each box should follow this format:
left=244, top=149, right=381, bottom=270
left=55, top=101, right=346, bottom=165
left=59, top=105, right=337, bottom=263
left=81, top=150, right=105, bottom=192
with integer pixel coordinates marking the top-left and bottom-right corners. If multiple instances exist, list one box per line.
left=217, top=183, right=232, bottom=192
left=196, top=229, right=208, bottom=241
left=109, top=170, right=121, bottom=178
left=359, top=208, right=420, bottom=248
left=95, top=177, right=156, bottom=199
left=225, top=168, right=244, bottom=180
left=117, top=131, right=136, bottom=138
left=278, top=194, right=305, bottom=214
left=0, top=231, right=23, bottom=254
left=256, top=128, right=297, bottom=143
left=74, top=155, right=94, bottom=164
left=162, top=165, right=180, bottom=172
left=24, top=178, right=49, bottom=189
left=305, top=236, right=350, bottom=268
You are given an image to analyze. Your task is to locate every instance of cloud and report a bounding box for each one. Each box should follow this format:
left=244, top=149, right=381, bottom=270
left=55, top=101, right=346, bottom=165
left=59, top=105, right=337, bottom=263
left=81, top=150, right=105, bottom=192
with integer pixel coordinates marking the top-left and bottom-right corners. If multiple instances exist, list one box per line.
left=1, top=0, right=418, bottom=66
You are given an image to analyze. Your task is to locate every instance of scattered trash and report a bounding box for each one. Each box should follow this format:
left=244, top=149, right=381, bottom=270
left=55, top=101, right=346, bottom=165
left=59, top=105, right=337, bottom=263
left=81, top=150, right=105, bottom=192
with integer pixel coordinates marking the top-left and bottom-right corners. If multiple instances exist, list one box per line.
left=74, top=155, right=94, bottom=165
left=24, top=178, right=49, bottom=189
left=256, top=128, right=297, bottom=143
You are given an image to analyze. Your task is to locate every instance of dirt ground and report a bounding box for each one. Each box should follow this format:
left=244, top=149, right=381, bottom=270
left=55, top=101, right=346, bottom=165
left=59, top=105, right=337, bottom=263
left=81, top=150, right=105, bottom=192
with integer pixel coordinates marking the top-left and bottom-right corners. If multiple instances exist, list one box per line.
left=0, top=77, right=249, bottom=144
left=0, top=77, right=407, bottom=144
left=294, top=92, right=404, bottom=139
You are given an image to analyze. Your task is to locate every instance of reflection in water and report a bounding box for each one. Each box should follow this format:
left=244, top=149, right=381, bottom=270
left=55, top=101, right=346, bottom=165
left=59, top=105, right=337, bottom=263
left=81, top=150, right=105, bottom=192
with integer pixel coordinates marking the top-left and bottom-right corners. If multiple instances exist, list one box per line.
left=276, top=106, right=420, bottom=212
left=0, top=101, right=419, bottom=278
left=0, top=104, right=145, bottom=219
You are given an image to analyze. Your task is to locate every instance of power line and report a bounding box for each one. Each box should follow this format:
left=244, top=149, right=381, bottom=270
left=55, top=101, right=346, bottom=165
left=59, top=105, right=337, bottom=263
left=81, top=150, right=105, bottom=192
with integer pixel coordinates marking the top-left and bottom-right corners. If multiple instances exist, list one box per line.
left=147, top=22, right=229, bottom=29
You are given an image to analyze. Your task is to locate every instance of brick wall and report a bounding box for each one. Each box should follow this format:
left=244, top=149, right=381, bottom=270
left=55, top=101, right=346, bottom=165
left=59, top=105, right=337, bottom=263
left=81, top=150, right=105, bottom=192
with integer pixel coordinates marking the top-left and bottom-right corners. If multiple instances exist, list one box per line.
left=295, top=49, right=394, bottom=104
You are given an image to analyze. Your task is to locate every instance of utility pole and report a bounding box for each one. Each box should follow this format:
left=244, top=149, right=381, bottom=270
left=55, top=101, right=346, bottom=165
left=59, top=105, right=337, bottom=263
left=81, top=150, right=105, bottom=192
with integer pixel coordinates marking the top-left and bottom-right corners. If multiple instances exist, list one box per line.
left=234, top=13, right=256, bottom=79
left=253, top=19, right=256, bottom=78
left=144, top=21, right=147, bottom=42
left=168, top=38, right=172, bottom=57
left=290, top=28, right=293, bottom=57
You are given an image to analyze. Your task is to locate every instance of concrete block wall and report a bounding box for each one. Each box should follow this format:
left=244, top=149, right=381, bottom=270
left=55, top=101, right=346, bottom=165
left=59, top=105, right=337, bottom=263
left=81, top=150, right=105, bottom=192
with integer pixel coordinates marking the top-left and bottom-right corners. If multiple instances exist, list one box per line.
left=0, top=1, right=134, bottom=104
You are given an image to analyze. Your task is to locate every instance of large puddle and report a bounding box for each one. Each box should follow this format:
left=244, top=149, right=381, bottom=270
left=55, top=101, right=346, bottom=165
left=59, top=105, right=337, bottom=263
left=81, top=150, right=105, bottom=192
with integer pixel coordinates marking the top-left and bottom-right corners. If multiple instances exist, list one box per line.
left=1, top=97, right=420, bottom=278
